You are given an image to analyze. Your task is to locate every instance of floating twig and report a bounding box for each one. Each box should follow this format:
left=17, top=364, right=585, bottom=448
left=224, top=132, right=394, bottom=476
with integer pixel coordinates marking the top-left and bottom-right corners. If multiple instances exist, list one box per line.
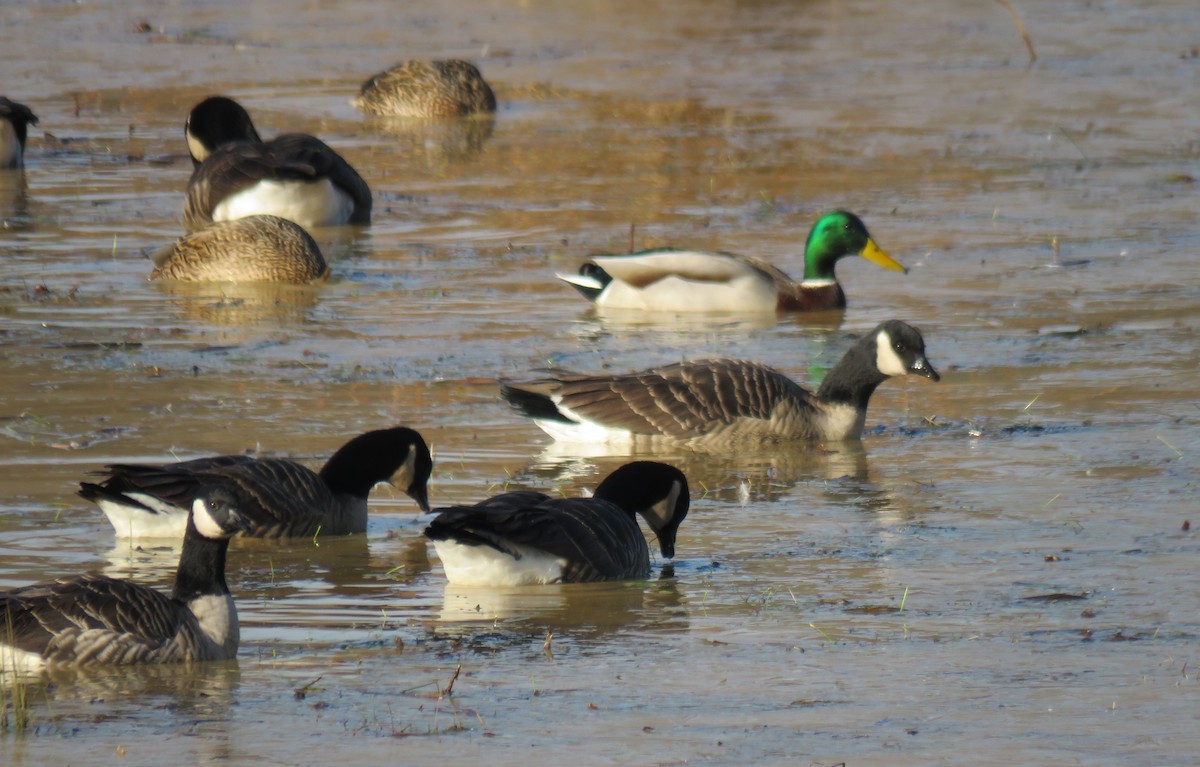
left=996, top=0, right=1037, bottom=64
left=1157, top=434, right=1184, bottom=459
left=443, top=663, right=462, bottom=698
left=294, top=675, right=324, bottom=700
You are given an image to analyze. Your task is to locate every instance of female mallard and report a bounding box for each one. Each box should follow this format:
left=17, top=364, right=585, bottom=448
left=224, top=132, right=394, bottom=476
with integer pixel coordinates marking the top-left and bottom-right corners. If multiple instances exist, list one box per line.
left=424, top=462, right=689, bottom=585
left=183, top=96, right=372, bottom=232
left=151, top=215, right=328, bottom=283
left=353, top=60, right=496, bottom=118
left=501, top=320, right=939, bottom=449
left=0, top=97, right=38, bottom=169
left=80, top=426, right=432, bottom=540
left=0, top=486, right=250, bottom=672
left=558, top=210, right=906, bottom=313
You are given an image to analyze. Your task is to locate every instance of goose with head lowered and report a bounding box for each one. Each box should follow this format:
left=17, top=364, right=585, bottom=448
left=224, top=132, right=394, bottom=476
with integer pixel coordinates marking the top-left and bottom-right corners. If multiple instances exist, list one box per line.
left=0, top=97, right=38, bottom=169
left=424, top=461, right=689, bottom=586
left=183, top=95, right=372, bottom=233
left=501, top=319, right=939, bottom=449
left=80, top=426, right=432, bottom=540
left=557, top=210, right=906, bottom=314
left=1, top=486, right=250, bottom=674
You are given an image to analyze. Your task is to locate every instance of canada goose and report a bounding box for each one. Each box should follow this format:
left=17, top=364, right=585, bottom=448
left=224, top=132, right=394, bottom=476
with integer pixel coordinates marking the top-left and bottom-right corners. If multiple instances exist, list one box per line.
left=0, top=486, right=250, bottom=673
left=501, top=319, right=939, bottom=448
left=150, top=214, right=329, bottom=283
left=183, top=96, right=372, bottom=232
left=557, top=211, right=905, bottom=313
left=80, top=426, right=432, bottom=540
left=354, top=59, right=496, bottom=118
left=424, top=461, right=689, bottom=585
left=0, top=97, right=38, bottom=169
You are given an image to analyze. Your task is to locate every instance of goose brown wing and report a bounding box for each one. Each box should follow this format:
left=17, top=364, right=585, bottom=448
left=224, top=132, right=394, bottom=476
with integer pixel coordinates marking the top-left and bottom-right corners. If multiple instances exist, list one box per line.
left=1, top=575, right=184, bottom=657
left=90, top=456, right=257, bottom=510
left=553, top=359, right=818, bottom=438
left=202, top=459, right=338, bottom=536
left=93, top=458, right=336, bottom=536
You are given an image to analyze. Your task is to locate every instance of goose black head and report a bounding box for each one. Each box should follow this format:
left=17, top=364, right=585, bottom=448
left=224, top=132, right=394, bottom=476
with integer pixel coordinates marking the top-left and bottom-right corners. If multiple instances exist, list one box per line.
left=185, top=96, right=262, bottom=165
left=595, top=461, right=690, bottom=559
left=872, top=320, right=940, bottom=382
left=190, top=485, right=253, bottom=539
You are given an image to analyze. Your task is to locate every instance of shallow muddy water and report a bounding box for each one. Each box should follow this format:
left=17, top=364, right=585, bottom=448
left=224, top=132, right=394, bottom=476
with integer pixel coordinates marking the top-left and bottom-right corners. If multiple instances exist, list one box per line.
left=1, top=0, right=1198, bottom=764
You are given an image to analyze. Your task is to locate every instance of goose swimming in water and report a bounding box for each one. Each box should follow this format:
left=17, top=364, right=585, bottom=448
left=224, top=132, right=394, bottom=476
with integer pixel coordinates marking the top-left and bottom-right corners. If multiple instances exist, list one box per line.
left=81, top=426, right=432, bottom=540
left=183, top=96, right=372, bottom=232
left=501, top=320, right=939, bottom=449
left=0, top=486, right=250, bottom=673
left=425, top=461, right=689, bottom=585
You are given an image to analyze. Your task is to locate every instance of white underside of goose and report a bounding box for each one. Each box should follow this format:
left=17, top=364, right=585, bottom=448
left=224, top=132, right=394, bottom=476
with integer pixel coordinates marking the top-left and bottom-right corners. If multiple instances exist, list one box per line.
left=532, top=408, right=638, bottom=447
left=212, top=178, right=354, bottom=230
left=0, top=645, right=46, bottom=676
left=97, top=495, right=189, bottom=540
left=432, top=540, right=567, bottom=586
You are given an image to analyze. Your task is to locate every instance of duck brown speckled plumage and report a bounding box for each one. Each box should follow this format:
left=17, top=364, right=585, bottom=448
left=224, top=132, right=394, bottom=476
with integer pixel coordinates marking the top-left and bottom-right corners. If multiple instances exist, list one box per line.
left=151, top=215, right=329, bottom=284
left=354, top=60, right=496, bottom=118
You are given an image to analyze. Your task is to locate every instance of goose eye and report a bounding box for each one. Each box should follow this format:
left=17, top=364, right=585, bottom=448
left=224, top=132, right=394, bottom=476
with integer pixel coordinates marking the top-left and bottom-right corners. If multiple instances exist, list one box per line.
left=894, top=342, right=904, bottom=351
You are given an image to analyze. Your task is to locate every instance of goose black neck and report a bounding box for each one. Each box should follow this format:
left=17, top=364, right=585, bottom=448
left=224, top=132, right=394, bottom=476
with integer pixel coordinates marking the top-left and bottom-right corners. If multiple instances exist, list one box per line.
left=172, top=520, right=232, bottom=603
left=319, top=450, right=379, bottom=498
left=814, top=337, right=888, bottom=411
left=592, top=482, right=646, bottom=520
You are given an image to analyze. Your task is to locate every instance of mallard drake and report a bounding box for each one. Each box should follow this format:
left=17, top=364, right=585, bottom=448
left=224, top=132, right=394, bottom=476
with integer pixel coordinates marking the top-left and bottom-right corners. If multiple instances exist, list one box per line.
left=501, top=319, right=939, bottom=449
left=558, top=210, right=906, bottom=313
left=353, top=59, right=496, bottom=118
left=1, top=486, right=250, bottom=673
left=424, top=461, right=689, bottom=585
left=80, top=426, right=432, bottom=540
left=183, top=96, right=372, bottom=232
left=0, top=97, right=38, bottom=169
left=150, top=214, right=329, bottom=283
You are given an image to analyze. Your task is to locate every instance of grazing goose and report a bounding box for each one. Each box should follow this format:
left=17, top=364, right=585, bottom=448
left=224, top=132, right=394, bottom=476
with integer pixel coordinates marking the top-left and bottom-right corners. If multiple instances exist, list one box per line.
left=0, top=97, right=39, bottom=169
left=150, top=214, right=329, bottom=283
left=353, top=59, right=496, bottom=118
left=80, top=426, right=432, bottom=540
left=183, top=96, right=372, bottom=233
left=558, top=210, right=906, bottom=313
left=424, top=461, right=689, bottom=585
left=0, top=486, right=250, bottom=673
left=501, top=319, right=939, bottom=448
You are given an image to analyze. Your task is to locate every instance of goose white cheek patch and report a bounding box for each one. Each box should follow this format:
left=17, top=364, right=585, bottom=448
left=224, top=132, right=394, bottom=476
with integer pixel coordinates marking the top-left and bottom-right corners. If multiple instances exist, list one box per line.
left=875, top=330, right=911, bottom=377
left=192, top=496, right=228, bottom=538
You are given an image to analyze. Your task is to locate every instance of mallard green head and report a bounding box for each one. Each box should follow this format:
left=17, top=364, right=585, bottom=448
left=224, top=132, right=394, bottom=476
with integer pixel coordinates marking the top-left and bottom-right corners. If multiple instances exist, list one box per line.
left=802, top=210, right=906, bottom=282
